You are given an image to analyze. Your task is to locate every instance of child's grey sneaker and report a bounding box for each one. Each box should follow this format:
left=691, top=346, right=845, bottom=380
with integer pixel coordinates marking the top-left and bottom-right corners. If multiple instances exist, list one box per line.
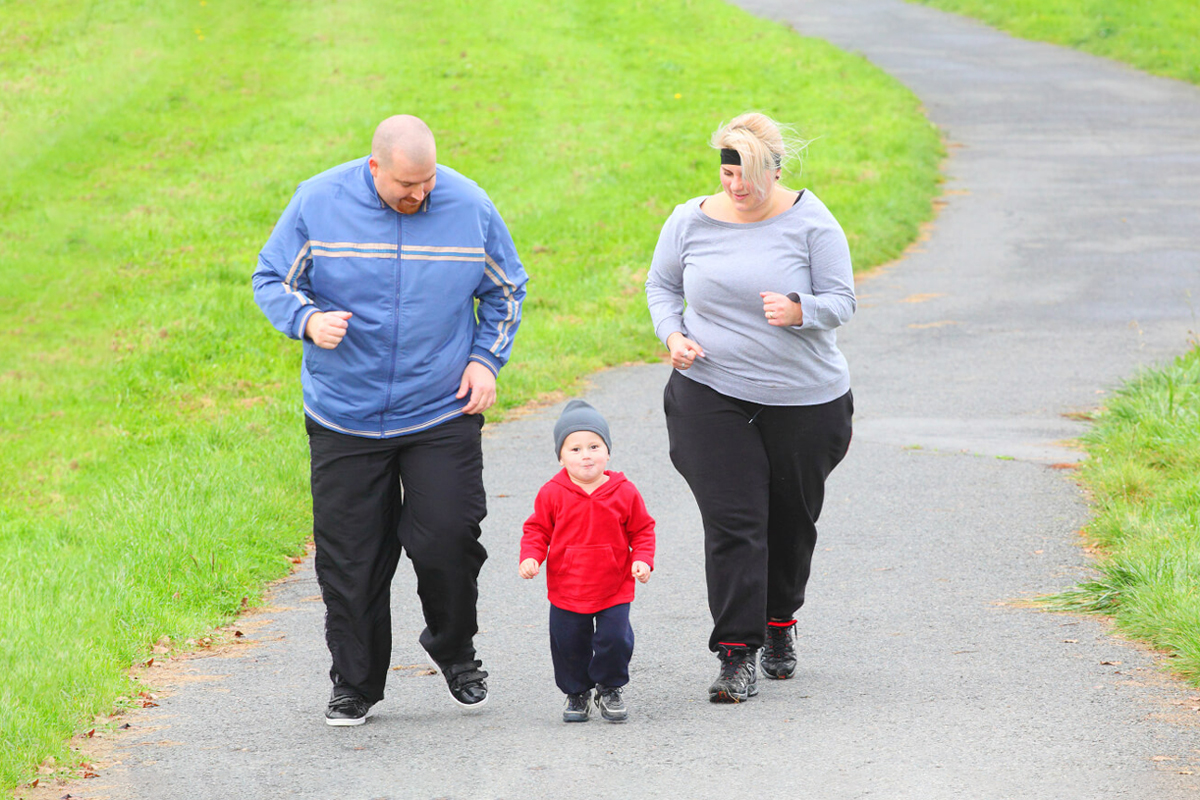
left=563, top=690, right=592, bottom=722
left=595, top=685, right=627, bottom=722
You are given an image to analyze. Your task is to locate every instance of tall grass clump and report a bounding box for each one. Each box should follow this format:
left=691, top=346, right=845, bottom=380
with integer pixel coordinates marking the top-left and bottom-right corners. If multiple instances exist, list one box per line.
left=0, top=0, right=942, bottom=787
left=909, top=0, right=1200, bottom=85
left=1047, top=348, right=1200, bottom=682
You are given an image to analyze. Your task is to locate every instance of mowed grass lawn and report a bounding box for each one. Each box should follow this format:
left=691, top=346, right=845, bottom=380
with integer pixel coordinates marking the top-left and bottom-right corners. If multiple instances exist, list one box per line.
left=910, top=0, right=1200, bottom=85
left=0, top=0, right=942, bottom=788
left=909, top=0, right=1200, bottom=680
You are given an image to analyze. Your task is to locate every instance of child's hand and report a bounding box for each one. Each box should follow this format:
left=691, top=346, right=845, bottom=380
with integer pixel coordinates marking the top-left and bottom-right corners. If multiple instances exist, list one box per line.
left=519, top=558, right=541, bottom=579
left=632, top=561, right=651, bottom=583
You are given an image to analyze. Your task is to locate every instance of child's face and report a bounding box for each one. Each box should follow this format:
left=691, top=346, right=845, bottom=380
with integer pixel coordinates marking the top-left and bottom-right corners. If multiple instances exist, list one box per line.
left=558, top=431, right=610, bottom=486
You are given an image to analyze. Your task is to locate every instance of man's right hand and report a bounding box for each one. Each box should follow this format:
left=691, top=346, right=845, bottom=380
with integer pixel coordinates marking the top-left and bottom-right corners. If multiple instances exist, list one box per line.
left=306, top=310, right=352, bottom=349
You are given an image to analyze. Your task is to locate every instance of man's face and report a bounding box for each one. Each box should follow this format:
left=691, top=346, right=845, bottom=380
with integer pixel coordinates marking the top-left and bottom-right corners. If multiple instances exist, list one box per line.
left=369, top=151, right=437, bottom=214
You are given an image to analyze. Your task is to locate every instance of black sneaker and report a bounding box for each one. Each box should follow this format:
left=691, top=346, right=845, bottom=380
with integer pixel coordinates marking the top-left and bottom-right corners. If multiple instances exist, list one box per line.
left=761, top=619, right=798, bottom=679
left=562, top=690, right=591, bottom=723
left=325, top=692, right=372, bottom=727
left=595, top=685, right=627, bottom=723
left=709, top=643, right=759, bottom=703
left=441, top=659, right=489, bottom=708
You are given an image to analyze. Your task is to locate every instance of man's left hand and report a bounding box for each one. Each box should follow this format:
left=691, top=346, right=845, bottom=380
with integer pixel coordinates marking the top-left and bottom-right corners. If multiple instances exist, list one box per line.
left=457, top=361, right=497, bottom=414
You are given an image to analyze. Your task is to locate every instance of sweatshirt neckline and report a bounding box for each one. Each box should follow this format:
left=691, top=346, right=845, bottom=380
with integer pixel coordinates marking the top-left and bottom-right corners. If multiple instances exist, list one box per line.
left=554, top=468, right=623, bottom=496
left=691, top=191, right=808, bottom=230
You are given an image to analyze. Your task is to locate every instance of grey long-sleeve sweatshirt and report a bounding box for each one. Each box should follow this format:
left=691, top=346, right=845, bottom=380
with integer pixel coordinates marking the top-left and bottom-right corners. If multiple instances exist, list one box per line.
left=645, top=191, right=855, bottom=406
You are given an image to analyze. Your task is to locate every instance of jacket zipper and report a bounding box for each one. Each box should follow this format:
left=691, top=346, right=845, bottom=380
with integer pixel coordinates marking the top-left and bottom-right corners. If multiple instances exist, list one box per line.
left=381, top=212, right=401, bottom=435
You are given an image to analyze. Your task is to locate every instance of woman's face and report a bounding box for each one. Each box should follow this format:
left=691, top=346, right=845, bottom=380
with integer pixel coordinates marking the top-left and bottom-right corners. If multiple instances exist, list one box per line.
left=720, top=164, right=775, bottom=216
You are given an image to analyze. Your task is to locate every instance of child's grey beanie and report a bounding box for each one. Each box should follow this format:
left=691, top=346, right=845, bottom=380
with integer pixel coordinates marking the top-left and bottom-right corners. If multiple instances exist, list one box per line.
left=553, top=399, right=612, bottom=457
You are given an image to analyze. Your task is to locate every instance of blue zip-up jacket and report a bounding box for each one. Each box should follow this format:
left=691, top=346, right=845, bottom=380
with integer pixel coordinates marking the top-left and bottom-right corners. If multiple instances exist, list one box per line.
left=253, top=157, right=527, bottom=438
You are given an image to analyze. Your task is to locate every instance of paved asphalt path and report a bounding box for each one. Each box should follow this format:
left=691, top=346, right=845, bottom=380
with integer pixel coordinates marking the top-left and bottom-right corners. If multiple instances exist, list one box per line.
left=74, top=2, right=1200, bottom=799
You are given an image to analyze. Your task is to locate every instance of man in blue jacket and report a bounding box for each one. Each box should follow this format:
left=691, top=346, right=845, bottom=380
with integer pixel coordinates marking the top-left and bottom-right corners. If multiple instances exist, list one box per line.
left=253, top=115, right=528, bottom=726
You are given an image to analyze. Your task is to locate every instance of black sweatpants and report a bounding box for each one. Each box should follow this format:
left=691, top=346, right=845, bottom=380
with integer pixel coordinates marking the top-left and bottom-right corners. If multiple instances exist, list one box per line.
left=663, top=371, right=852, bottom=652
left=549, top=603, right=634, bottom=695
left=306, top=414, right=487, bottom=704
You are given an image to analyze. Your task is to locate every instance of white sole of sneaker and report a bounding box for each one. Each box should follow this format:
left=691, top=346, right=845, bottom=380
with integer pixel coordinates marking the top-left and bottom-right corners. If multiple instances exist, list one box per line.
left=325, top=716, right=367, bottom=727
left=449, top=691, right=489, bottom=710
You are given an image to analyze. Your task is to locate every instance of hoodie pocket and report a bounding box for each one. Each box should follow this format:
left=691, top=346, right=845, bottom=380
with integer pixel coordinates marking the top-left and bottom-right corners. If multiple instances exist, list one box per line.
left=559, top=545, right=624, bottom=601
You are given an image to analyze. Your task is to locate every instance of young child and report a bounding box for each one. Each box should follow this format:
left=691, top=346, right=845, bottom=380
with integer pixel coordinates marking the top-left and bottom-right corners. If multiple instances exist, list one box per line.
left=520, top=400, right=656, bottom=723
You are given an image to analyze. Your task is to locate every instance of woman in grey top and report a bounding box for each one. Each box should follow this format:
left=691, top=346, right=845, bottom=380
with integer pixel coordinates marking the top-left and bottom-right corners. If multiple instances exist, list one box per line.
left=645, top=112, right=854, bottom=703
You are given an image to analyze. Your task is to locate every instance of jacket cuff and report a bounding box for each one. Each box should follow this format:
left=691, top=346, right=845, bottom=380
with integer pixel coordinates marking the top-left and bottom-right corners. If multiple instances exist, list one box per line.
left=469, top=347, right=502, bottom=375
left=295, top=307, right=321, bottom=340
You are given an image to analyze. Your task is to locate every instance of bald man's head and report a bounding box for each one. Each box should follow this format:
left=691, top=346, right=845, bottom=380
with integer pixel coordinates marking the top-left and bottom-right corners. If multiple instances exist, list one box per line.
left=371, top=115, right=436, bottom=170
left=368, top=115, right=437, bottom=214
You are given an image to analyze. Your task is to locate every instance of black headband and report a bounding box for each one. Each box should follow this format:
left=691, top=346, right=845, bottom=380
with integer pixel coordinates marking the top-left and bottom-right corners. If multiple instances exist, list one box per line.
left=720, top=148, right=782, bottom=169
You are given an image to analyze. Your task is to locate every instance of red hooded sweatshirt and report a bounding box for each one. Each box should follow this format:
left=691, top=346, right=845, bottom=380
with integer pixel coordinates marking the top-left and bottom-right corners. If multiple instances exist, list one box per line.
left=520, top=469, right=656, bottom=614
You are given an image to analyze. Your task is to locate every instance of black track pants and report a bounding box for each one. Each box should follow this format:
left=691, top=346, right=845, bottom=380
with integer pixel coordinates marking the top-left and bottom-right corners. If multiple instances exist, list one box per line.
left=663, top=371, right=852, bottom=652
left=306, top=414, right=488, bottom=703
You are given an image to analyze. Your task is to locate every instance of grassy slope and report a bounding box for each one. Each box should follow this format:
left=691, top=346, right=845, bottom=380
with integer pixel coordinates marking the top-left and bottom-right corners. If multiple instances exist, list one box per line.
left=909, top=0, right=1200, bottom=85
left=0, top=0, right=942, bottom=787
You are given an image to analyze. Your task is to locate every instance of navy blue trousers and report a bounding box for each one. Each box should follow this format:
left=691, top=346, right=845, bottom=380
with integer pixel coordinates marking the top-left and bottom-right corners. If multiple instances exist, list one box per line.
left=549, top=603, right=634, bottom=695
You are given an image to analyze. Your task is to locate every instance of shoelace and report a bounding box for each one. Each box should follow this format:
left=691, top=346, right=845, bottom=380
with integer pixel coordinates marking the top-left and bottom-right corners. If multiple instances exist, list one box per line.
left=719, top=652, right=750, bottom=680
left=764, top=626, right=793, bottom=658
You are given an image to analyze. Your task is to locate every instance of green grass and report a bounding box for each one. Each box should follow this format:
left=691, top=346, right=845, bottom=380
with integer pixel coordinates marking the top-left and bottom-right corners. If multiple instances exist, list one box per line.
left=909, top=0, right=1200, bottom=85
left=0, top=0, right=941, bottom=788
left=1045, top=348, right=1200, bottom=683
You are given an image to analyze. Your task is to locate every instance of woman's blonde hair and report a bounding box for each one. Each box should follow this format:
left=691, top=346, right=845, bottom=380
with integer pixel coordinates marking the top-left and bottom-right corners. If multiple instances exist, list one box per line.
left=710, top=112, right=806, bottom=198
